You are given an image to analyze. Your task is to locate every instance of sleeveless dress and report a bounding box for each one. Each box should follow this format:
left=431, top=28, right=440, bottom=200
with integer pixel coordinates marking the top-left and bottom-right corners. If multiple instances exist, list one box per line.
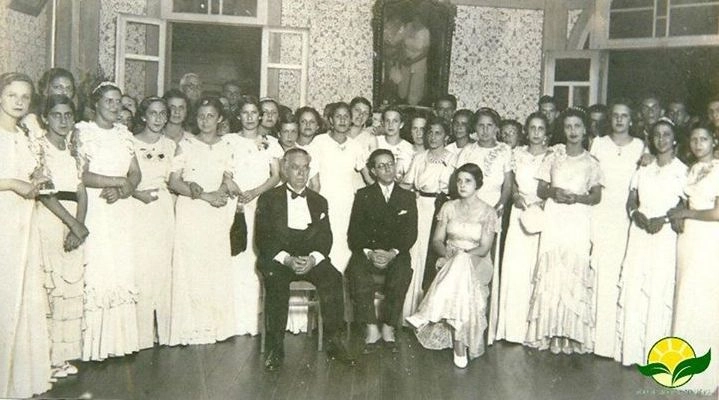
left=672, top=160, right=719, bottom=395
left=75, top=121, right=139, bottom=361
left=614, top=158, right=687, bottom=366
left=400, top=149, right=456, bottom=322
left=36, top=134, right=85, bottom=366
left=131, top=135, right=176, bottom=349
left=169, top=135, right=239, bottom=345
left=589, top=135, right=645, bottom=357
left=525, top=147, right=604, bottom=354
left=0, top=126, right=52, bottom=398
left=495, top=145, right=548, bottom=343
left=406, top=199, right=498, bottom=359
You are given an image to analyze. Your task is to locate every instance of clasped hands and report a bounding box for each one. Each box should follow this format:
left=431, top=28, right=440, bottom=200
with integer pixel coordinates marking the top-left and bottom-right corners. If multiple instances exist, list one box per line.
left=99, top=177, right=134, bottom=204
left=64, top=222, right=89, bottom=252
left=283, top=254, right=317, bottom=275
left=552, top=188, right=579, bottom=204
left=630, top=210, right=666, bottom=234
left=367, top=249, right=397, bottom=270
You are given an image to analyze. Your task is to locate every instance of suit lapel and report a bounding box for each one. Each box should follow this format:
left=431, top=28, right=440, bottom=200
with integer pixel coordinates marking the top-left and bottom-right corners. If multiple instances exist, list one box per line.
left=277, top=185, right=289, bottom=229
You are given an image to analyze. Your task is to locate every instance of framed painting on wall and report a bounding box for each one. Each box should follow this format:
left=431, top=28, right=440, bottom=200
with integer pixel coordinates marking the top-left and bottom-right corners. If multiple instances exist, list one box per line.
left=372, top=0, right=456, bottom=108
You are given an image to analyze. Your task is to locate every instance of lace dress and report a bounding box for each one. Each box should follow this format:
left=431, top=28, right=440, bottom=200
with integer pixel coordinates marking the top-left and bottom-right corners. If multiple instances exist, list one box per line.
left=406, top=199, right=498, bottom=359
left=672, top=160, right=719, bottom=395
left=525, top=147, right=603, bottom=354
left=75, top=121, right=139, bottom=361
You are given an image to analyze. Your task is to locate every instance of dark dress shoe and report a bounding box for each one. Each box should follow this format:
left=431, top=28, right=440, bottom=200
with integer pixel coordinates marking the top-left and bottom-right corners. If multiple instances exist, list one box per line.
left=327, top=338, right=357, bottom=366
left=264, top=347, right=284, bottom=371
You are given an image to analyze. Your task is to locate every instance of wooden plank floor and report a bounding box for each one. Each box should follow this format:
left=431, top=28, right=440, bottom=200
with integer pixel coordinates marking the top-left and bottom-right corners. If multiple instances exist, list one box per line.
left=39, top=329, right=712, bottom=400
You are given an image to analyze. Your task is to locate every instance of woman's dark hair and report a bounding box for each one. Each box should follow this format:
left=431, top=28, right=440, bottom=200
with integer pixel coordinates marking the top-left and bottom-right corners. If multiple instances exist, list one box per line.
left=40, top=94, right=76, bottom=130
left=500, top=118, right=524, bottom=144
left=449, top=162, right=484, bottom=199
left=350, top=96, right=373, bottom=127
left=472, top=107, right=501, bottom=128
left=647, top=118, right=676, bottom=156
left=295, top=106, right=322, bottom=126
left=559, top=107, right=590, bottom=149
left=279, top=110, right=298, bottom=125
left=330, top=102, right=351, bottom=119
left=163, top=88, right=189, bottom=106
left=426, top=115, right=449, bottom=140
left=134, top=96, right=167, bottom=133
left=196, top=96, right=224, bottom=119
left=232, top=96, right=261, bottom=131
left=89, top=82, right=121, bottom=111
left=39, top=68, right=75, bottom=97
left=524, top=111, right=549, bottom=134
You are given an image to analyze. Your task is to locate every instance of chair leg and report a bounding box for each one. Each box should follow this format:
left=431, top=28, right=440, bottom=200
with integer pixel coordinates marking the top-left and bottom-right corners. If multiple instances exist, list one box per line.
left=317, top=297, right=323, bottom=352
left=260, top=283, right=266, bottom=354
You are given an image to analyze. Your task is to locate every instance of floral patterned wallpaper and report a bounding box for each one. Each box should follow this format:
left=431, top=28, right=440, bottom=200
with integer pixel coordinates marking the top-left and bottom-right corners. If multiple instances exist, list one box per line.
left=99, top=0, right=148, bottom=98
left=0, top=0, right=49, bottom=82
left=281, top=0, right=374, bottom=110
left=448, top=6, right=544, bottom=121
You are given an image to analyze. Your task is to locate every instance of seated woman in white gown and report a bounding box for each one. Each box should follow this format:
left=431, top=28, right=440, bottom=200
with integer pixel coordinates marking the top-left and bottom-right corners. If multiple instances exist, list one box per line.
left=406, top=163, right=497, bottom=369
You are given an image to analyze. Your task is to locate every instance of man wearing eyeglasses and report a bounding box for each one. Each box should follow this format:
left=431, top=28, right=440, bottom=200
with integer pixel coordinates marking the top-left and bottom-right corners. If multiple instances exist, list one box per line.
left=346, top=149, right=418, bottom=354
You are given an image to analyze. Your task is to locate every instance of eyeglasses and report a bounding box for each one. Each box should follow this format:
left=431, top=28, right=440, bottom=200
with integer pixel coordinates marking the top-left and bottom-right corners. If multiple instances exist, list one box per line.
left=374, top=162, right=395, bottom=170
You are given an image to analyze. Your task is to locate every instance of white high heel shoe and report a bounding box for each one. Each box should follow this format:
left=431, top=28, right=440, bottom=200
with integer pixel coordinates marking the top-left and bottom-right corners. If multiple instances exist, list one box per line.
left=453, top=348, right=468, bottom=368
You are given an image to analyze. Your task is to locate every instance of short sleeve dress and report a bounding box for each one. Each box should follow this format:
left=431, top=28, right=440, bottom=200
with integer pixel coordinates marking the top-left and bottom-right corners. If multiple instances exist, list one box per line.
left=525, top=146, right=604, bottom=354
left=406, top=198, right=498, bottom=359
left=74, top=121, right=139, bottom=361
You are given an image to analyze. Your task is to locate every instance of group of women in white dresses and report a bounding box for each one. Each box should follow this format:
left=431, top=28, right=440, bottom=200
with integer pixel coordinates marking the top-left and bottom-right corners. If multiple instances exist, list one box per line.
left=1, top=64, right=717, bottom=397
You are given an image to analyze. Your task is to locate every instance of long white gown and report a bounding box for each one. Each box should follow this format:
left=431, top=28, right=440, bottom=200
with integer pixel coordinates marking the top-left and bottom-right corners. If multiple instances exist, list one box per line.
left=672, top=159, right=719, bottom=395
left=614, top=158, right=687, bottom=366
left=400, top=149, right=456, bottom=322
left=455, top=141, right=511, bottom=343
left=37, top=134, right=85, bottom=365
left=0, top=126, right=52, bottom=398
left=75, top=121, right=139, bottom=360
left=589, top=135, right=645, bottom=357
left=312, top=133, right=366, bottom=273
left=525, top=147, right=603, bottom=354
left=131, top=135, right=176, bottom=349
left=406, top=199, right=498, bottom=359
left=227, top=134, right=283, bottom=336
left=495, top=145, right=548, bottom=343
left=169, top=135, right=239, bottom=345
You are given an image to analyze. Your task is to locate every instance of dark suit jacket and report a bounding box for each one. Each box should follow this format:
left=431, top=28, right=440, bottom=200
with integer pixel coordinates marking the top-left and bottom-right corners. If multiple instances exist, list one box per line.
left=255, top=184, right=332, bottom=267
left=347, top=183, right=418, bottom=256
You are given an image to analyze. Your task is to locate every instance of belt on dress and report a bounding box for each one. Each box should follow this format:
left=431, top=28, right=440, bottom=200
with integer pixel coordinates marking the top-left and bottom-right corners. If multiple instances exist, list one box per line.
left=55, top=191, right=78, bottom=202
left=418, top=191, right=440, bottom=198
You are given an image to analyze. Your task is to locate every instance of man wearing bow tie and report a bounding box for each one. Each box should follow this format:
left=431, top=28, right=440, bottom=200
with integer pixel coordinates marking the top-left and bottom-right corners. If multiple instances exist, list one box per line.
left=255, top=148, right=355, bottom=370
left=347, top=149, right=418, bottom=353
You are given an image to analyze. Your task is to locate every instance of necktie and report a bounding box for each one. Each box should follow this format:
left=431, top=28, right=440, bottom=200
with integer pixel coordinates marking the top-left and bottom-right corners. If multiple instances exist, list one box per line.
left=289, top=188, right=306, bottom=199
left=383, top=186, right=391, bottom=202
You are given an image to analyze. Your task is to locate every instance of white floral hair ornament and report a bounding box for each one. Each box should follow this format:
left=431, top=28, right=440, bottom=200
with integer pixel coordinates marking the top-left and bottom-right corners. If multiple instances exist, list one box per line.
left=92, top=81, right=118, bottom=94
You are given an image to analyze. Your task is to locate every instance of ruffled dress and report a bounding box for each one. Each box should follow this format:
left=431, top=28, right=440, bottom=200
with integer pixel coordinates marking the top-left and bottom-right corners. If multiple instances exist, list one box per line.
left=36, top=134, right=85, bottom=365
left=75, top=121, right=139, bottom=360
left=525, top=147, right=603, bottom=354
left=407, top=199, right=498, bottom=359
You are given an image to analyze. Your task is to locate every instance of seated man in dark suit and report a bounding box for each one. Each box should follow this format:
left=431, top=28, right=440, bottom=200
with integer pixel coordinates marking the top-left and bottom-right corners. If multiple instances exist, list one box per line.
left=346, top=149, right=418, bottom=353
left=256, top=148, right=355, bottom=371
